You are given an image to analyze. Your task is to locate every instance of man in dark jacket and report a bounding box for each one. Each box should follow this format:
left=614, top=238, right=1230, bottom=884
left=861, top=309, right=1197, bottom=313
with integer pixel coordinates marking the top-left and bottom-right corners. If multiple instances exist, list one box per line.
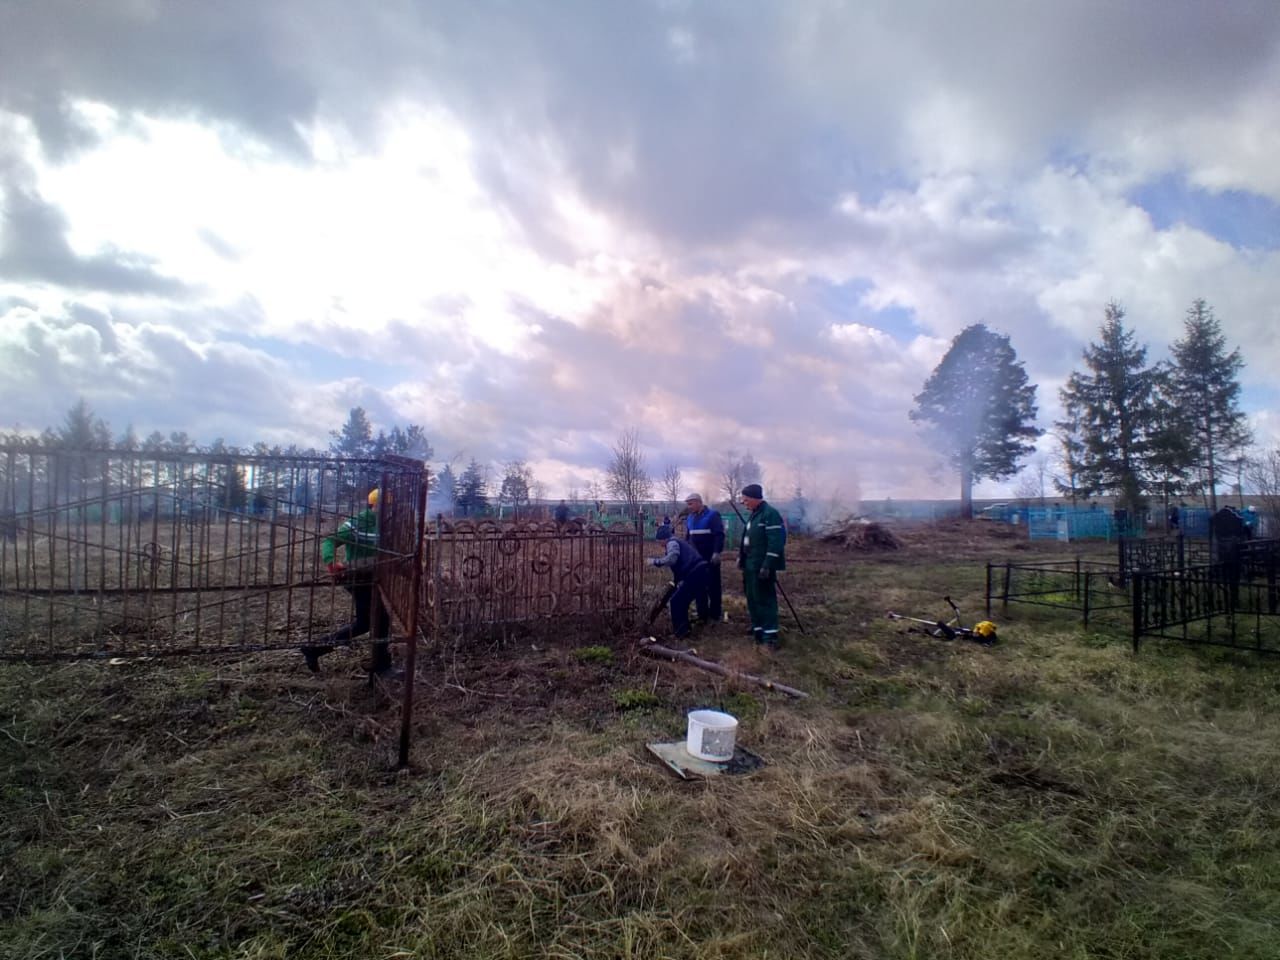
left=649, top=527, right=710, bottom=639
left=737, top=483, right=786, bottom=647
left=683, top=492, right=725, bottom=622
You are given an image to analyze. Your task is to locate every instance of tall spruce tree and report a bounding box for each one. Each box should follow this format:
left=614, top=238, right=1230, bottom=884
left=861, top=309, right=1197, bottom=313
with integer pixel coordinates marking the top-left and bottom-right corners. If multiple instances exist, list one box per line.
left=1057, top=303, right=1160, bottom=515
left=455, top=458, right=488, bottom=516
left=910, top=324, right=1040, bottom=518
left=434, top=464, right=457, bottom=513
left=1146, top=363, right=1195, bottom=520
left=330, top=407, right=374, bottom=458
left=1169, top=299, right=1250, bottom=511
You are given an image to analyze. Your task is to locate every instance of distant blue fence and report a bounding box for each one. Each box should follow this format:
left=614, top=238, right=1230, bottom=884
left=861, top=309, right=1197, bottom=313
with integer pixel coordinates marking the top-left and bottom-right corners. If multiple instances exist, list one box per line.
left=1026, top=507, right=1146, bottom=541
left=1173, top=507, right=1212, bottom=538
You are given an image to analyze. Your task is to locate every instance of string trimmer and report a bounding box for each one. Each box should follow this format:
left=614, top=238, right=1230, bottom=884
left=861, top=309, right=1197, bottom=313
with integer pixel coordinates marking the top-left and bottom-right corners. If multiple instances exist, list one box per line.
left=886, top=596, right=998, bottom=645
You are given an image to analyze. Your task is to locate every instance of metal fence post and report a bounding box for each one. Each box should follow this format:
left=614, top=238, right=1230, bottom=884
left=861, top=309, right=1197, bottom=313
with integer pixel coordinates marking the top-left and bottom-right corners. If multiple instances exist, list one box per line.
left=1083, top=570, right=1091, bottom=628
left=1131, top=572, right=1143, bottom=654
left=397, top=473, right=429, bottom=769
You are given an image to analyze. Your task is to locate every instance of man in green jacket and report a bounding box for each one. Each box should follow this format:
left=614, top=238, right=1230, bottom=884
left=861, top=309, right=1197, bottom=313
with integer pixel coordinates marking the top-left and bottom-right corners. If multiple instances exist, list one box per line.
left=300, top=488, right=399, bottom=678
left=737, top=483, right=786, bottom=648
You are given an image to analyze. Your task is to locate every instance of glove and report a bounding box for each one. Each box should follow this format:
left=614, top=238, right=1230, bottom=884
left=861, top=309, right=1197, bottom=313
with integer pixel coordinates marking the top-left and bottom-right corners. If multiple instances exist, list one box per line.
left=327, top=561, right=346, bottom=579
left=756, top=566, right=773, bottom=582
left=649, top=557, right=663, bottom=567
left=709, top=553, right=721, bottom=566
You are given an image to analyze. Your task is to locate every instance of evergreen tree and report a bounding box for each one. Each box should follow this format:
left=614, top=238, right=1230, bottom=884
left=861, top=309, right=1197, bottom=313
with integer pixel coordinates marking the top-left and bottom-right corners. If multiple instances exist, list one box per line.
left=376, top=424, right=433, bottom=460
left=330, top=407, right=374, bottom=458
left=57, top=398, right=108, bottom=450
left=455, top=458, right=488, bottom=516
left=219, top=462, right=248, bottom=511
left=910, top=324, right=1040, bottom=518
left=397, top=424, right=432, bottom=460
left=1146, top=364, right=1196, bottom=519
left=434, top=464, right=457, bottom=514
left=142, top=431, right=167, bottom=452
left=1057, top=303, right=1160, bottom=515
left=1169, top=299, right=1251, bottom=511
left=53, top=399, right=110, bottom=502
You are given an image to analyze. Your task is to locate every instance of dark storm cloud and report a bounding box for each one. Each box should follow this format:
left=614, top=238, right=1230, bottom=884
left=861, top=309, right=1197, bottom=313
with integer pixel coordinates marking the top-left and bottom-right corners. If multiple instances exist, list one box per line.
left=5, top=1, right=1279, bottom=245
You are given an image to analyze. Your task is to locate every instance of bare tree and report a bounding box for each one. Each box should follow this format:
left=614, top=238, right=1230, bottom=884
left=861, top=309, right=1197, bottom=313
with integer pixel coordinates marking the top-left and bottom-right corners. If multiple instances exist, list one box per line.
left=606, top=428, right=652, bottom=511
left=1245, top=447, right=1280, bottom=537
left=660, top=463, right=683, bottom=513
left=717, top=450, right=765, bottom=503
left=1013, top=471, right=1042, bottom=508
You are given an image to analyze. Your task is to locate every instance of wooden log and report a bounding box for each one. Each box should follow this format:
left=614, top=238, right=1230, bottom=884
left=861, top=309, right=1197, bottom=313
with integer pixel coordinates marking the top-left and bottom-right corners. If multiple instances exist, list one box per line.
left=638, top=639, right=810, bottom=699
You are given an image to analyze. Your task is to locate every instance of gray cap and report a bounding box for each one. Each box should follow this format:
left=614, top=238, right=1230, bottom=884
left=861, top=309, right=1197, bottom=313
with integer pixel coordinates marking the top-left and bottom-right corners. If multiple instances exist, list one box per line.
left=684, top=492, right=704, bottom=503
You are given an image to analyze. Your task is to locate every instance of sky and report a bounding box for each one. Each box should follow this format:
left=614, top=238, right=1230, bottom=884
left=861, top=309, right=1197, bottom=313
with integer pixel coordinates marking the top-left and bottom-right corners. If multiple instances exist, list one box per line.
left=1, top=0, right=1278, bottom=502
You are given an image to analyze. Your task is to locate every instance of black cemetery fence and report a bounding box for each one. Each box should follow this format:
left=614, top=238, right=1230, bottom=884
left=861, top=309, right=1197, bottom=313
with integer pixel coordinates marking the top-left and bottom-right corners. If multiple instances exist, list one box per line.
left=1131, top=548, right=1280, bottom=654
left=985, top=558, right=1130, bottom=627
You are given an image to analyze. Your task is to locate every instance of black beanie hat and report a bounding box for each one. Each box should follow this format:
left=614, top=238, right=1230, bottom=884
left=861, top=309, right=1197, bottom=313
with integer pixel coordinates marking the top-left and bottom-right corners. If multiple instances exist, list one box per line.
left=741, top=483, right=764, bottom=499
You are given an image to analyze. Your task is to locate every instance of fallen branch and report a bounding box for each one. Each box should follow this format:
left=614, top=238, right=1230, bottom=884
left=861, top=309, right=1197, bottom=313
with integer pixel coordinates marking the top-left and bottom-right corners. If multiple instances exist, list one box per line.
left=638, top=640, right=810, bottom=699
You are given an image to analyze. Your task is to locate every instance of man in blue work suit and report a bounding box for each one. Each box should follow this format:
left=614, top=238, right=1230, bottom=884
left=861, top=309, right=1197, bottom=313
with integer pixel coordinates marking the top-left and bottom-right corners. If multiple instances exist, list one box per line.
left=649, top=527, right=711, bottom=639
left=682, top=492, right=725, bottom=623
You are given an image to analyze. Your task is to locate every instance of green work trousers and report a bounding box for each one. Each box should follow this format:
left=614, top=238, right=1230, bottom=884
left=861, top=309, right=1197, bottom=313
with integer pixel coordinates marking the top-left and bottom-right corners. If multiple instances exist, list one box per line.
left=743, top=566, right=779, bottom=644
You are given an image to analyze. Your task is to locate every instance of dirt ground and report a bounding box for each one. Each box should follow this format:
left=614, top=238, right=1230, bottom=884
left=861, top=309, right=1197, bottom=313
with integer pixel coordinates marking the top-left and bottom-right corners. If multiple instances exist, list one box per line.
left=8, top=519, right=1275, bottom=960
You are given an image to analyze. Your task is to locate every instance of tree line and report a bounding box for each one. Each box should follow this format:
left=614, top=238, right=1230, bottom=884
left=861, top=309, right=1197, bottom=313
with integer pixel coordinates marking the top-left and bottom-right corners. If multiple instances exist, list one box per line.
left=911, top=298, right=1257, bottom=519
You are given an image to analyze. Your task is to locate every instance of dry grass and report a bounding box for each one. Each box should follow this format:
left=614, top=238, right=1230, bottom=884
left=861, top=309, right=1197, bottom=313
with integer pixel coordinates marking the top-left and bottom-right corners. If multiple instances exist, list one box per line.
left=3, top=523, right=1280, bottom=959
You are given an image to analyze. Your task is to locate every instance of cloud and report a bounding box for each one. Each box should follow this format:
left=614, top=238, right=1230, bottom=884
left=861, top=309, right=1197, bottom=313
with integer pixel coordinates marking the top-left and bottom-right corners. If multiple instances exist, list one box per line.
left=0, top=302, right=318, bottom=445
left=0, top=1, right=1277, bottom=498
left=0, top=126, right=190, bottom=295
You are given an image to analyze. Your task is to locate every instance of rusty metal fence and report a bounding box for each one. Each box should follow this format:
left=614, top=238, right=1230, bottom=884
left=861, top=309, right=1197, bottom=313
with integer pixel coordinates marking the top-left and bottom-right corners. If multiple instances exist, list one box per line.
left=1, top=445, right=644, bottom=765
left=424, top=516, right=643, bottom=633
left=0, top=445, right=427, bottom=661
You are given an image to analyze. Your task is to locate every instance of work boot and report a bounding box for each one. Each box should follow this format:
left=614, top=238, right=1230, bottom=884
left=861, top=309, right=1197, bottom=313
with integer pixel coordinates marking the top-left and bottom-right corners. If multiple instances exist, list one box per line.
left=368, top=641, right=404, bottom=681
left=301, top=644, right=333, bottom=673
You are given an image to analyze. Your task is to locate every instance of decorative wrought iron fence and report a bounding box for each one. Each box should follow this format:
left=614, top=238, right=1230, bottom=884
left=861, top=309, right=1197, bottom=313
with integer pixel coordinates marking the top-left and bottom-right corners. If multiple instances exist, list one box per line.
left=423, top=516, right=643, bottom=633
left=1115, top=535, right=1212, bottom=585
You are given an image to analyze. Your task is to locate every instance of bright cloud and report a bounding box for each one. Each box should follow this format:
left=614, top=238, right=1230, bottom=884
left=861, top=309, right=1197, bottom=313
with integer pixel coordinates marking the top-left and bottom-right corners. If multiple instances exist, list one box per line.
left=1, top=0, right=1277, bottom=500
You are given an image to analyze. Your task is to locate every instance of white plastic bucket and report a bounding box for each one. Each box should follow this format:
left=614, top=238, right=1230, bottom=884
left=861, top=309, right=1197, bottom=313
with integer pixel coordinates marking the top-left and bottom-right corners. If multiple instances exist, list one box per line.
left=686, top=710, right=738, bottom=762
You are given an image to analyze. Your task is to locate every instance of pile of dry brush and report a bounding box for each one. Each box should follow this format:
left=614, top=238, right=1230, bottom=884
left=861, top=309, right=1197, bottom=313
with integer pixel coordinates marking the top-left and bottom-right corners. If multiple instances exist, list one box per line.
left=818, top=517, right=902, bottom=551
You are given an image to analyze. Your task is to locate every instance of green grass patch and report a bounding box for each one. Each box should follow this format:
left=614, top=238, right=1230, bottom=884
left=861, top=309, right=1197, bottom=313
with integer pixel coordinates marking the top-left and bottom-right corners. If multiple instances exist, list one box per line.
left=612, top=688, right=661, bottom=710
left=573, top=644, right=615, bottom=664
